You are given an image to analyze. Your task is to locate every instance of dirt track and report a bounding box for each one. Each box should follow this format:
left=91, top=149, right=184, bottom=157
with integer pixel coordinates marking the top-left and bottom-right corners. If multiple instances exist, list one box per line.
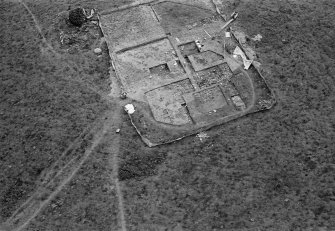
left=0, top=0, right=126, bottom=230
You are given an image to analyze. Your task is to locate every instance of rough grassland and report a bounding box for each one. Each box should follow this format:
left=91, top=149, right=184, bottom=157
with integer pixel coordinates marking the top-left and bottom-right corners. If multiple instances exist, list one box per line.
left=0, top=0, right=335, bottom=231
left=118, top=0, right=335, bottom=230
left=0, top=0, right=111, bottom=224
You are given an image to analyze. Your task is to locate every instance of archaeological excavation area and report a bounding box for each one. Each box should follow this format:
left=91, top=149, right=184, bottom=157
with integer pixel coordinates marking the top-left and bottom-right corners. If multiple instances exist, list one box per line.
left=100, top=1, right=275, bottom=146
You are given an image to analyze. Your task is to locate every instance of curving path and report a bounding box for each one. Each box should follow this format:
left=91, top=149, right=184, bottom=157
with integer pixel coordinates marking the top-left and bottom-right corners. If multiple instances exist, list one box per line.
left=3, top=2, right=128, bottom=231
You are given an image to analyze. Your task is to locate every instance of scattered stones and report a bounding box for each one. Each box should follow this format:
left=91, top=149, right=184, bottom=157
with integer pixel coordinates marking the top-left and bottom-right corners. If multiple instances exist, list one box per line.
left=195, top=40, right=203, bottom=50
left=86, top=9, right=95, bottom=19
left=232, top=95, right=246, bottom=110
left=258, top=99, right=274, bottom=109
left=124, top=104, right=135, bottom=114
left=196, top=132, right=209, bottom=142
left=56, top=8, right=101, bottom=53
left=120, top=92, right=127, bottom=99
left=233, top=46, right=252, bottom=70
left=94, top=47, right=102, bottom=54
left=251, top=34, right=263, bottom=42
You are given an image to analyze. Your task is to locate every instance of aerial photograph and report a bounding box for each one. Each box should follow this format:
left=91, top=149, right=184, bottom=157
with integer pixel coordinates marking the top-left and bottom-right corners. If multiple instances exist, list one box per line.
left=0, top=0, right=334, bottom=230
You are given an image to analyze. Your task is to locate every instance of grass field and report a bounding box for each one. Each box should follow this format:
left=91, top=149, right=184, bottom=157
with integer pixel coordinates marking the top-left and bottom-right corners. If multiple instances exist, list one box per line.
left=0, top=0, right=334, bottom=230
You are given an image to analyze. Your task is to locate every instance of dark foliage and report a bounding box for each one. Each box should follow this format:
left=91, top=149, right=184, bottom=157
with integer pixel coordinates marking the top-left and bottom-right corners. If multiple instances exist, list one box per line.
left=68, top=8, right=86, bottom=27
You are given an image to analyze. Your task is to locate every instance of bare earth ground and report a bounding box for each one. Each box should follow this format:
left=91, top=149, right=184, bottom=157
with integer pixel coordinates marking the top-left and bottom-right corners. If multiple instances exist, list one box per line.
left=0, top=0, right=335, bottom=231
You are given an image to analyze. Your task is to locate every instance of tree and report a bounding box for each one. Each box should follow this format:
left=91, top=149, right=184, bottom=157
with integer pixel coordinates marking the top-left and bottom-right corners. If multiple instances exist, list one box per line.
left=68, top=8, right=86, bottom=27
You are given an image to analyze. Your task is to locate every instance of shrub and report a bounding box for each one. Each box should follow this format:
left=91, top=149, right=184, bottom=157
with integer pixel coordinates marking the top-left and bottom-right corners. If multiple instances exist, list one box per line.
left=68, top=8, right=86, bottom=27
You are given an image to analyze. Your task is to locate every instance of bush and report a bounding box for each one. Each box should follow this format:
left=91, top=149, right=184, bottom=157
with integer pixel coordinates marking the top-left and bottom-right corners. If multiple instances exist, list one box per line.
left=68, top=8, right=86, bottom=27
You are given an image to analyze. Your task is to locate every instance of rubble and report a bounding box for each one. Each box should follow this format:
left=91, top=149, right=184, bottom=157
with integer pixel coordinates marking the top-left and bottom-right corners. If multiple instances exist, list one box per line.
left=232, top=95, right=246, bottom=110
left=124, top=104, right=135, bottom=114
left=94, top=47, right=102, bottom=54
left=233, top=46, right=253, bottom=70
left=196, top=132, right=209, bottom=142
left=251, top=34, right=263, bottom=42
left=86, top=9, right=95, bottom=19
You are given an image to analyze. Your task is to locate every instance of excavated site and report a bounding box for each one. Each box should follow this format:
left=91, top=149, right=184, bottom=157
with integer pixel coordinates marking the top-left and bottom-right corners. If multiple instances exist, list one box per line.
left=100, top=0, right=275, bottom=146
